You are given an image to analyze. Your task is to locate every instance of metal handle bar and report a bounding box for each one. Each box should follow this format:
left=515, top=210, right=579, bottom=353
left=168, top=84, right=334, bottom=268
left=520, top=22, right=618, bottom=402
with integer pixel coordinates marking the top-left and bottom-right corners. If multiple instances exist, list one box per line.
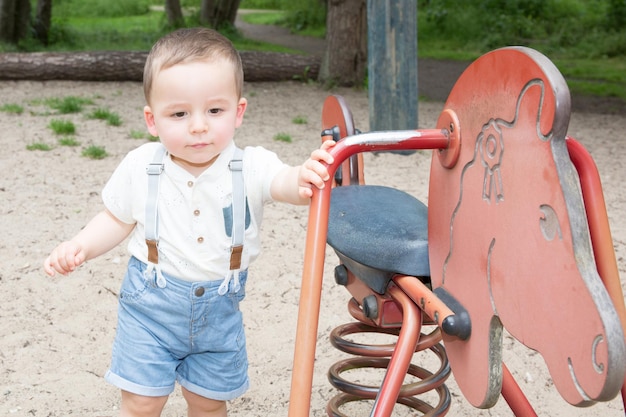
left=288, top=128, right=450, bottom=417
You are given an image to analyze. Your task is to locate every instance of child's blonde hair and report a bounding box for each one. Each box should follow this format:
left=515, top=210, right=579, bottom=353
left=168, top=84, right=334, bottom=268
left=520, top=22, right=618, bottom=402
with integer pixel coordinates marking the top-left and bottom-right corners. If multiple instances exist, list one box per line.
left=143, top=28, right=244, bottom=104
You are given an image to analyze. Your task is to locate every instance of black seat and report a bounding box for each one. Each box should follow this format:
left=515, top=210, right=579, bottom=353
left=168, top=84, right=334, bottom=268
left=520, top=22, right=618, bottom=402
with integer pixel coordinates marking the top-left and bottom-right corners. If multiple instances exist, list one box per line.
left=327, top=185, right=430, bottom=294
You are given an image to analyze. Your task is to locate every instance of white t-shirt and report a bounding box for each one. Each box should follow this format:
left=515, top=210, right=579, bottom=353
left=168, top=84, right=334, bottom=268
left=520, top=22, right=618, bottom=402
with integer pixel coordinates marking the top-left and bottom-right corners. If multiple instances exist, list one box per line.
left=102, top=141, right=287, bottom=282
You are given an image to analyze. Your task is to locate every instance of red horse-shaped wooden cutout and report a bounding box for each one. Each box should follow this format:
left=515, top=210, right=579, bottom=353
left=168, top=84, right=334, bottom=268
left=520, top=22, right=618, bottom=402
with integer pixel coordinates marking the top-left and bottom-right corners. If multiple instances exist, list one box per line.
left=428, top=47, right=625, bottom=408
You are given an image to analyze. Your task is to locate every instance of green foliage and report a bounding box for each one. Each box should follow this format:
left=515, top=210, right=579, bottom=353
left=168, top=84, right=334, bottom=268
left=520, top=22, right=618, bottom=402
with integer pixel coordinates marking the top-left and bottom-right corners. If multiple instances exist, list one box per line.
left=54, top=0, right=152, bottom=18
left=6, top=0, right=164, bottom=51
left=238, top=0, right=326, bottom=35
left=43, top=13, right=166, bottom=52
left=82, top=145, right=108, bottom=159
left=185, top=0, right=285, bottom=11
left=294, top=65, right=316, bottom=82
left=418, top=0, right=625, bottom=60
left=240, top=0, right=284, bottom=9
left=241, top=11, right=285, bottom=26
left=49, top=119, right=76, bottom=135
left=416, top=0, right=626, bottom=99
left=607, top=0, right=626, bottom=30
left=27, top=5, right=297, bottom=53
left=0, top=104, right=24, bottom=114
left=281, top=0, right=326, bottom=34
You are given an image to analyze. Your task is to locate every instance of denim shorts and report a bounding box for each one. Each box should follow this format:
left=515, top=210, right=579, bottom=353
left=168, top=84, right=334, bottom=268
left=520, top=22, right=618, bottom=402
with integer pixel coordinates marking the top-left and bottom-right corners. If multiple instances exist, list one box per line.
left=104, top=256, right=249, bottom=400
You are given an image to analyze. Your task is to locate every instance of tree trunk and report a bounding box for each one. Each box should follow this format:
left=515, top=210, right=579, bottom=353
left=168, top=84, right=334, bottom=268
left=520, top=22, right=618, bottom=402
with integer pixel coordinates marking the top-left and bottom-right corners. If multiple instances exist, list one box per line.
left=15, top=0, right=29, bottom=39
left=0, top=0, right=29, bottom=43
left=164, top=0, right=184, bottom=28
left=33, top=0, right=52, bottom=45
left=0, top=51, right=320, bottom=82
left=0, top=0, right=16, bottom=43
left=200, top=0, right=241, bottom=28
left=319, top=0, right=367, bottom=86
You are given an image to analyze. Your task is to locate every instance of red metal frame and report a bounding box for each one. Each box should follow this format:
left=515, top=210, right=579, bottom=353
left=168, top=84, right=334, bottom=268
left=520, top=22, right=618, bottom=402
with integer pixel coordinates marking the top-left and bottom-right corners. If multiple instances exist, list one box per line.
left=566, top=136, right=626, bottom=412
left=369, top=285, right=422, bottom=415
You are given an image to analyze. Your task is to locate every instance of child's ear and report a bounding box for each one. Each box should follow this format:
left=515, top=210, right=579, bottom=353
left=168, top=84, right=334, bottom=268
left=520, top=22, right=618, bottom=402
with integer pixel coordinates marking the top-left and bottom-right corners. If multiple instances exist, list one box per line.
left=144, top=105, right=159, bottom=137
left=235, top=98, right=247, bottom=128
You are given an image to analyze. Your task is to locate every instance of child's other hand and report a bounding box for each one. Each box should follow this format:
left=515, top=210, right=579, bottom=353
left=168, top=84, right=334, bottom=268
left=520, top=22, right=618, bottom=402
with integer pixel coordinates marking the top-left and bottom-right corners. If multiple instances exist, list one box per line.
left=298, top=140, right=336, bottom=199
left=44, top=241, right=86, bottom=277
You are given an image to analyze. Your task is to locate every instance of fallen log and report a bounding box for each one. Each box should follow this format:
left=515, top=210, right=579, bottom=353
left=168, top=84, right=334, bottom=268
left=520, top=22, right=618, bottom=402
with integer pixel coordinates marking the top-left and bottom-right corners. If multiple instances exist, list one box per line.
left=0, top=50, right=320, bottom=82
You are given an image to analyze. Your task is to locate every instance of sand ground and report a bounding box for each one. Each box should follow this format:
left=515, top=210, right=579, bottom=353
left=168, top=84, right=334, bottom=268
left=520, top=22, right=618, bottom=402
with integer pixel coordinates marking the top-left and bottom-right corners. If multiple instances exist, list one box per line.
left=0, top=75, right=624, bottom=417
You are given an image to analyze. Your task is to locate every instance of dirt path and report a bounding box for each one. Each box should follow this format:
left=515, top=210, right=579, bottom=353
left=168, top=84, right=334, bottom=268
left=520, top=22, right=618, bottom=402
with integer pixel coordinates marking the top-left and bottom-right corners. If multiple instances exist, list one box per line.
left=236, top=10, right=326, bottom=59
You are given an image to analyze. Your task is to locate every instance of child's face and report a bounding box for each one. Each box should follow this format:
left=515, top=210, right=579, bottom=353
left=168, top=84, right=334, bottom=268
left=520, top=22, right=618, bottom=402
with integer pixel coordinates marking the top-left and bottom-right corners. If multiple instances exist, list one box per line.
left=143, top=58, right=246, bottom=174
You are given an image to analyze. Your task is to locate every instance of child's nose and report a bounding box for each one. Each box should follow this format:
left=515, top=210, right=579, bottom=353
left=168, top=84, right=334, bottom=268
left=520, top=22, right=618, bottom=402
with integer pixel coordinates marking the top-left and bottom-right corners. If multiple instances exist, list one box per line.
left=190, top=114, right=209, bottom=133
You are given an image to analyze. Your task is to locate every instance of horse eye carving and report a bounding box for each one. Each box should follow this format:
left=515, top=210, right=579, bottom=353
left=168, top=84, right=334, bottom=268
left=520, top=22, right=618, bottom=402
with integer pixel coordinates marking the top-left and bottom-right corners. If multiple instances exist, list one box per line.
left=539, top=204, right=563, bottom=241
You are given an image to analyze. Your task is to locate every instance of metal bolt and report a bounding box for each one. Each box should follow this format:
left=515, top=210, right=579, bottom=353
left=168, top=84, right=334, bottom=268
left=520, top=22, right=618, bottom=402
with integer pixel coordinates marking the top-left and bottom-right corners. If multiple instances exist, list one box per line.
left=334, top=265, right=348, bottom=286
left=362, top=295, right=379, bottom=319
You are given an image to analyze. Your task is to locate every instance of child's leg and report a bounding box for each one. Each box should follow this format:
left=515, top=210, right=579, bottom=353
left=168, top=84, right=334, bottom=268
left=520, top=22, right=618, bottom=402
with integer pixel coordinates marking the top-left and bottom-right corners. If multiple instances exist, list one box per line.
left=182, top=387, right=227, bottom=417
left=120, top=390, right=168, bottom=417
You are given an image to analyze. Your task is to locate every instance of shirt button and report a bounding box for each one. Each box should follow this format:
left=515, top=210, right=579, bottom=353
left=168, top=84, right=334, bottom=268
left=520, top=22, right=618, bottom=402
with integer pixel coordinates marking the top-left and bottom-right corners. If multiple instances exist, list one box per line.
left=187, top=181, right=194, bottom=187
left=197, top=237, right=204, bottom=243
left=195, top=287, right=205, bottom=297
left=193, top=209, right=200, bottom=216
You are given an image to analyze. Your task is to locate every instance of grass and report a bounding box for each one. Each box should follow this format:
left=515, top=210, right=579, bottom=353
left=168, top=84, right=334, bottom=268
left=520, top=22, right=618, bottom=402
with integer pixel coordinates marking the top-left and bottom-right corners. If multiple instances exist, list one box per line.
left=239, top=7, right=325, bottom=38
left=240, top=0, right=283, bottom=8
left=292, top=115, right=307, bottom=124
left=414, top=0, right=626, bottom=100
left=129, top=129, right=159, bottom=141
left=4, top=90, right=132, bottom=161
left=45, top=96, right=93, bottom=114
left=26, top=142, right=53, bottom=151
left=51, top=12, right=167, bottom=52
left=6, top=93, right=130, bottom=161
left=129, top=129, right=149, bottom=139
left=49, top=119, right=76, bottom=135
left=0, top=103, right=24, bottom=114
left=82, top=145, right=108, bottom=159
left=552, top=57, right=626, bottom=98
left=273, top=132, right=292, bottom=143
left=88, top=108, right=123, bottom=126
left=241, top=11, right=285, bottom=26
left=58, top=137, right=81, bottom=147
left=16, top=8, right=298, bottom=53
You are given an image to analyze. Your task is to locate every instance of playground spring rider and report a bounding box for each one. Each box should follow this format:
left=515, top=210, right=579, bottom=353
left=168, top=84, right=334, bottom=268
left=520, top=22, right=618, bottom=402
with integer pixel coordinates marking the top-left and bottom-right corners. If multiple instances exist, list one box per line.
left=287, top=46, right=626, bottom=416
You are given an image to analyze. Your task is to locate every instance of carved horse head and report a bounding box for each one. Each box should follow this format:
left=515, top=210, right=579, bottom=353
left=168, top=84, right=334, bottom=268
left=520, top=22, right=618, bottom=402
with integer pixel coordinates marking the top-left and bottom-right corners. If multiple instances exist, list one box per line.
left=428, top=47, right=625, bottom=408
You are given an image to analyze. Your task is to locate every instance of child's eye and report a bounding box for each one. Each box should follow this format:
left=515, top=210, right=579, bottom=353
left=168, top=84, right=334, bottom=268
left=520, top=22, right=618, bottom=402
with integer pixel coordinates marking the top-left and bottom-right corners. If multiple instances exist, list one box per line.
left=209, top=108, right=221, bottom=114
left=172, top=111, right=186, bottom=118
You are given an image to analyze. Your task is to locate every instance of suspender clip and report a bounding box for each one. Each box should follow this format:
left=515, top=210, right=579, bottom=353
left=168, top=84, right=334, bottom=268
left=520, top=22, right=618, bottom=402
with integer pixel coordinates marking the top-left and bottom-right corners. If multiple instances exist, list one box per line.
left=147, top=162, right=164, bottom=175
left=146, top=239, right=159, bottom=264
left=230, top=244, right=243, bottom=270
left=229, top=159, right=243, bottom=171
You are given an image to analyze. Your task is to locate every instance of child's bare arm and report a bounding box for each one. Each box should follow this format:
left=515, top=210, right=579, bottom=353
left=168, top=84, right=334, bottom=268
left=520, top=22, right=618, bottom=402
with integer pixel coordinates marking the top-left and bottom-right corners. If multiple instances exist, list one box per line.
left=271, top=140, right=336, bottom=205
left=44, top=209, right=135, bottom=277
